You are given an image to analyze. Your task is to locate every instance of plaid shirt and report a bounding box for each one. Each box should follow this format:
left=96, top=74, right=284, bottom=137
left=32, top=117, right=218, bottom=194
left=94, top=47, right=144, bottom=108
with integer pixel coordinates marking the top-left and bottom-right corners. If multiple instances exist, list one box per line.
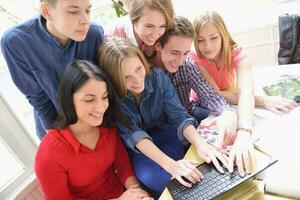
left=167, top=57, right=229, bottom=116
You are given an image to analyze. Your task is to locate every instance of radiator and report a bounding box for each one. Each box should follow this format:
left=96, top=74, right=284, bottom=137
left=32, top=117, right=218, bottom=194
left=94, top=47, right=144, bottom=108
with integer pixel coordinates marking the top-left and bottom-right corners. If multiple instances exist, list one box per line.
left=232, top=23, right=279, bottom=67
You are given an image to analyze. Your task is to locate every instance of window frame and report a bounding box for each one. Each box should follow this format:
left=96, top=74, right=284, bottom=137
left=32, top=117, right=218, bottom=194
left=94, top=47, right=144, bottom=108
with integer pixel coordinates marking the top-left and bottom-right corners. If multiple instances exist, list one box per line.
left=0, top=93, right=37, bottom=199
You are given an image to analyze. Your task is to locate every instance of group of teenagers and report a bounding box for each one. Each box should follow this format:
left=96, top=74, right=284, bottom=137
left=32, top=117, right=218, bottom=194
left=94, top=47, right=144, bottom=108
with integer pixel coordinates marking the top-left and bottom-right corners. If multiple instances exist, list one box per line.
left=1, top=0, right=298, bottom=199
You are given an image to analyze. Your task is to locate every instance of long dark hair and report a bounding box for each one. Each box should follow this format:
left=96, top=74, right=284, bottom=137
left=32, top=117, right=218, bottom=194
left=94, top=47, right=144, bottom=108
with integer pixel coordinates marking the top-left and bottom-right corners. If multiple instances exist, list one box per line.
left=54, top=60, right=130, bottom=129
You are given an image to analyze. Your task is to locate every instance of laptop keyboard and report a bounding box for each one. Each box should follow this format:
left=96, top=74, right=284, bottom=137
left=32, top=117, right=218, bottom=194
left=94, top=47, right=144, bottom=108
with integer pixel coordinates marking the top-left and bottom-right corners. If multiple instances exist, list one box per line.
left=167, top=163, right=248, bottom=200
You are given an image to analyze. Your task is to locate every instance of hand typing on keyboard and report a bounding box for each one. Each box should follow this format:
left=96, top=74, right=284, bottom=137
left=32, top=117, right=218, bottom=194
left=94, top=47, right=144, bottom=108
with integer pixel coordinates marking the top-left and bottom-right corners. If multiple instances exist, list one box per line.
left=228, top=131, right=255, bottom=177
left=164, top=159, right=204, bottom=188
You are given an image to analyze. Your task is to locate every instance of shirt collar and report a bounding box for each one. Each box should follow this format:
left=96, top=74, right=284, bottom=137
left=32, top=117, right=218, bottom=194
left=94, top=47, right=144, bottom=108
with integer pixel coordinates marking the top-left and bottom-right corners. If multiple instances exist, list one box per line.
left=60, top=128, right=81, bottom=153
left=38, top=15, right=73, bottom=50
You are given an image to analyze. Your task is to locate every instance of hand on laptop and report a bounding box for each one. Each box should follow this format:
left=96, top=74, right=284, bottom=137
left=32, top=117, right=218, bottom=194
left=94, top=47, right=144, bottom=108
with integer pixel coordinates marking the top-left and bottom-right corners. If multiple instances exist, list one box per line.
left=228, top=130, right=255, bottom=177
left=195, top=139, right=229, bottom=174
left=165, top=159, right=204, bottom=188
left=201, top=110, right=238, bottom=145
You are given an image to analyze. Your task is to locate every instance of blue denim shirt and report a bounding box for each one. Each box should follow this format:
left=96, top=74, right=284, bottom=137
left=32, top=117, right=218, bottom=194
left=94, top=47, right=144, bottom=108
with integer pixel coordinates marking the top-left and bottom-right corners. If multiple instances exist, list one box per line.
left=117, top=68, right=198, bottom=153
left=1, top=16, right=104, bottom=138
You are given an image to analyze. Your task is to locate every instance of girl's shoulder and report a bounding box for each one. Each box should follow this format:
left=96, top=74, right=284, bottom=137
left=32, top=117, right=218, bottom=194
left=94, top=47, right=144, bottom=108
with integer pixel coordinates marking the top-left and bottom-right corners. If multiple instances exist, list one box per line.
left=189, top=52, right=211, bottom=67
left=231, top=46, right=243, bottom=57
left=150, top=67, right=164, bottom=75
left=231, top=46, right=248, bottom=66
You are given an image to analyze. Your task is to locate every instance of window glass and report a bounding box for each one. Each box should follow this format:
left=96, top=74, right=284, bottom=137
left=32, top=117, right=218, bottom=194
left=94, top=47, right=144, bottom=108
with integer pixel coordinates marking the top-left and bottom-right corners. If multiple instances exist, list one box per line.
left=0, top=138, right=24, bottom=191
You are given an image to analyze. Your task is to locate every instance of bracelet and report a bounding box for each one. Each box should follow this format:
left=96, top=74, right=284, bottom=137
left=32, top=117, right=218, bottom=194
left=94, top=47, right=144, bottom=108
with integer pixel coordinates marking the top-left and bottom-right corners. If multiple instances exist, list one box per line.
left=237, top=124, right=252, bottom=134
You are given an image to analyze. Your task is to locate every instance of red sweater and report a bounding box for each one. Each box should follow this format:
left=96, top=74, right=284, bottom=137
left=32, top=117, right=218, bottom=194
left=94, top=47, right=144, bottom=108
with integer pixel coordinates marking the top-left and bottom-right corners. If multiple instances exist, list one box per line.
left=35, top=127, right=134, bottom=200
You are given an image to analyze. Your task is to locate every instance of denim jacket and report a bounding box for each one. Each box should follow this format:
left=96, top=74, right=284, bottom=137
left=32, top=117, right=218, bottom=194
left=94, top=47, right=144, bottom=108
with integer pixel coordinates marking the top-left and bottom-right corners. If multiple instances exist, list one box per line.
left=116, top=68, right=198, bottom=153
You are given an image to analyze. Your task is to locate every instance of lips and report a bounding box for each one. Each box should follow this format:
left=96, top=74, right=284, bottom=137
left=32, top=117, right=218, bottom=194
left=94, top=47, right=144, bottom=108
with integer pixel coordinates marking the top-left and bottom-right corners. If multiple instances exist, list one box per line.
left=132, top=85, right=143, bottom=90
left=76, top=29, right=88, bottom=34
left=90, top=113, right=102, bottom=118
left=204, top=51, right=214, bottom=55
left=170, top=63, right=179, bottom=69
left=146, top=37, right=156, bottom=45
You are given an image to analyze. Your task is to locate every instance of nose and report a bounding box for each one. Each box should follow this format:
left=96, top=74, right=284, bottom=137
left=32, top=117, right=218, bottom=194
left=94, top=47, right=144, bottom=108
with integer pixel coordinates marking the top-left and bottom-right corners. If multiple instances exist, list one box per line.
left=204, top=40, right=212, bottom=49
left=152, top=27, right=164, bottom=40
left=79, top=10, right=90, bottom=25
left=94, top=99, right=107, bottom=113
left=178, top=54, right=186, bottom=65
left=131, top=76, right=140, bottom=86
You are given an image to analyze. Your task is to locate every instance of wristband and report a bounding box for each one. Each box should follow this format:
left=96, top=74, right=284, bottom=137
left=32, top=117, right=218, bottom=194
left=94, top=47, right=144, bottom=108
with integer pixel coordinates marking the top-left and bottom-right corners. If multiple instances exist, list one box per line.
left=237, top=124, right=252, bottom=134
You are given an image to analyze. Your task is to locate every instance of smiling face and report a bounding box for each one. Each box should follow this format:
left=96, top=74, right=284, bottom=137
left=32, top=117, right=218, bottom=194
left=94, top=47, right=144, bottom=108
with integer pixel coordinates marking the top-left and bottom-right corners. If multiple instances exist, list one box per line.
left=73, top=79, right=109, bottom=128
left=41, top=0, right=92, bottom=45
left=158, top=36, right=193, bottom=73
left=133, top=8, right=167, bottom=46
left=122, top=56, right=146, bottom=96
left=196, top=22, right=222, bottom=62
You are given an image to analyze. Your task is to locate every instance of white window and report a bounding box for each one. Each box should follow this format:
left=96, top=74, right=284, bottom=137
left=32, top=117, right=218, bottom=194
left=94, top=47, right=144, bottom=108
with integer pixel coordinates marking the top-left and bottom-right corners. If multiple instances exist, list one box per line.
left=0, top=2, right=39, bottom=199
left=0, top=93, right=36, bottom=199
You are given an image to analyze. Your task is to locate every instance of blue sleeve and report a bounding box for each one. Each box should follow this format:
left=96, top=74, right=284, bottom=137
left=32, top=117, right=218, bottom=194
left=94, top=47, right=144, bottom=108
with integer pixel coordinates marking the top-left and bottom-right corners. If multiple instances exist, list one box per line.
left=1, top=31, right=57, bottom=130
left=185, top=57, right=230, bottom=115
left=159, top=69, right=198, bottom=144
left=116, top=105, right=152, bottom=153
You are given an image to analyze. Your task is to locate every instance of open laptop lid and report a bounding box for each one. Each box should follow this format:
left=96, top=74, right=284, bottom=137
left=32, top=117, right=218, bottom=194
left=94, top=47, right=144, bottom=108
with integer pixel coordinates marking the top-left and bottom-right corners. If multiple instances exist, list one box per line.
left=167, top=149, right=278, bottom=200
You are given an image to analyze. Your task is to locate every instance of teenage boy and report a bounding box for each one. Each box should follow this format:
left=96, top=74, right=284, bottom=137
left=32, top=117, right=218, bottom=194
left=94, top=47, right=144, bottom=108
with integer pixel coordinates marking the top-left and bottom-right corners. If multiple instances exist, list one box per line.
left=151, top=16, right=253, bottom=176
left=151, top=16, right=231, bottom=121
left=1, top=0, right=104, bottom=138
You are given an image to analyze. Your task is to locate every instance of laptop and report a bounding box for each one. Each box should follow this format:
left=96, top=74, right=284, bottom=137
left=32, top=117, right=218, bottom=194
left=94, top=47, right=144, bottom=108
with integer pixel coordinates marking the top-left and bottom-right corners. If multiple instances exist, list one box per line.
left=166, top=149, right=278, bottom=200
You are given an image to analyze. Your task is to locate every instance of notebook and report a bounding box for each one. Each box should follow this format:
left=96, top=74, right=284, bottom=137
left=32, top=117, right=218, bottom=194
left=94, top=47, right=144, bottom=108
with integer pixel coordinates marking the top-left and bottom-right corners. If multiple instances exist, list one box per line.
left=166, top=148, right=278, bottom=200
left=262, top=75, right=300, bottom=100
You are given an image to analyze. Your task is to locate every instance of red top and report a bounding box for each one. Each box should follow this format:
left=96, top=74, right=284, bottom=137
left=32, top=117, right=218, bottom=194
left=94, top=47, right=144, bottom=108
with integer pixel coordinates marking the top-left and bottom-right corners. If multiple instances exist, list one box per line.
left=190, top=46, right=247, bottom=91
left=35, top=127, right=134, bottom=200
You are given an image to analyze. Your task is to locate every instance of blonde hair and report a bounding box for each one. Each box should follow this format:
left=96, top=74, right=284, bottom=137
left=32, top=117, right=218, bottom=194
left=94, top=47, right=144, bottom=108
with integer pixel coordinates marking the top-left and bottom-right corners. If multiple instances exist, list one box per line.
left=130, top=0, right=175, bottom=30
left=98, top=38, right=150, bottom=97
left=193, top=10, right=236, bottom=72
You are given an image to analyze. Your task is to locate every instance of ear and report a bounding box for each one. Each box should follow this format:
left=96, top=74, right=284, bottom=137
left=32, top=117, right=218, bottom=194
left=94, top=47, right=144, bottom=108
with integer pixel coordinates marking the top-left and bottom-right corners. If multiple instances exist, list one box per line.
left=40, top=2, right=51, bottom=20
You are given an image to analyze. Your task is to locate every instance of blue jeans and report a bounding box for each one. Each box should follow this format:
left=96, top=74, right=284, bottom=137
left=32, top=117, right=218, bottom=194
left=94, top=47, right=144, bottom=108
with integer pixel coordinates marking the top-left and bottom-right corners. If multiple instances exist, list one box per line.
left=131, top=129, right=186, bottom=198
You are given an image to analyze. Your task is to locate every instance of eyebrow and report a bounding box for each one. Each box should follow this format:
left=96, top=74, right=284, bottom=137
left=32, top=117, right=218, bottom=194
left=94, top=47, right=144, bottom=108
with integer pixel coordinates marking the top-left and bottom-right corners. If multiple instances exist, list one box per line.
left=145, top=23, right=166, bottom=26
left=66, top=5, right=92, bottom=9
left=209, top=33, right=219, bottom=37
left=82, top=94, right=95, bottom=97
left=198, top=33, right=219, bottom=38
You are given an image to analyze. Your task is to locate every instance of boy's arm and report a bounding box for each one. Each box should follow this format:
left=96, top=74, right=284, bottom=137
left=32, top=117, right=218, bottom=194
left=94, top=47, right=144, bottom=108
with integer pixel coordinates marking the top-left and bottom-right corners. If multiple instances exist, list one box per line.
left=1, top=32, right=58, bottom=131
left=185, top=58, right=230, bottom=115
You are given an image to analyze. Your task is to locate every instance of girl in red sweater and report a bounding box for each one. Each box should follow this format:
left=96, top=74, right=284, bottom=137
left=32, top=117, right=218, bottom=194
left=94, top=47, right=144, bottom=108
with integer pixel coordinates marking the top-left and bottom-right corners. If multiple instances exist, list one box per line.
left=35, top=60, right=152, bottom=200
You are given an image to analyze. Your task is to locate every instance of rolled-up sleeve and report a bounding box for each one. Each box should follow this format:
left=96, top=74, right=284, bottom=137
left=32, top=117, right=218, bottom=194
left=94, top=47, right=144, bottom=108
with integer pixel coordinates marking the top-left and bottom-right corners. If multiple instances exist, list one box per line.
left=176, top=118, right=198, bottom=145
left=116, top=111, right=153, bottom=153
